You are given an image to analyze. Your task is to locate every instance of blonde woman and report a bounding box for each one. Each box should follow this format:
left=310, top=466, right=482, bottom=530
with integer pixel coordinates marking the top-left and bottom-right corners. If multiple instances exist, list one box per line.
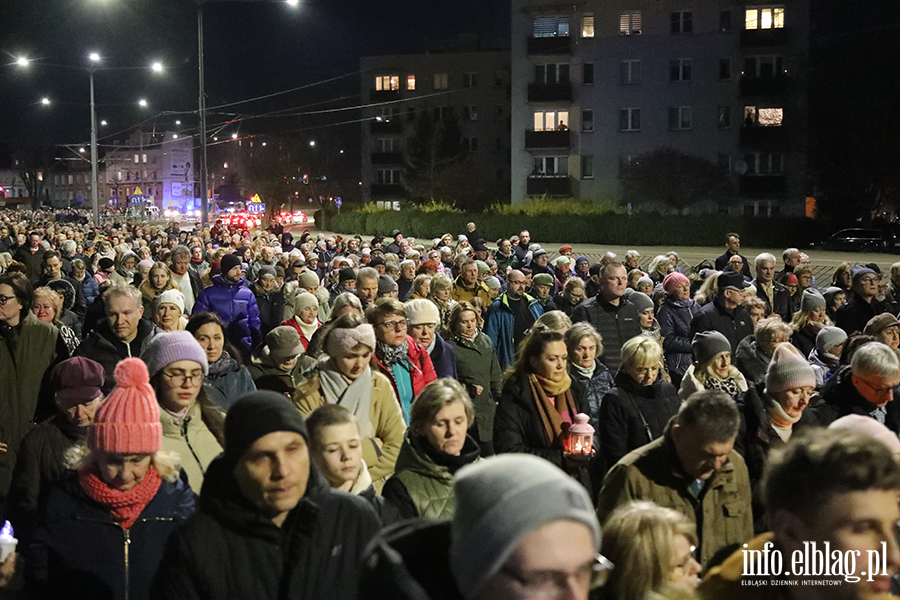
left=789, top=288, right=831, bottom=357
left=32, top=286, right=79, bottom=353
left=138, top=262, right=179, bottom=314
left=427, top=273, right=458, bottom=337
left=679, top=330, right=748, bottom=401
left=733, top=317, right=793, bottom=387
left=600, top=501, right=701, bottom=600
left=693, top=271, right=720, bottom=306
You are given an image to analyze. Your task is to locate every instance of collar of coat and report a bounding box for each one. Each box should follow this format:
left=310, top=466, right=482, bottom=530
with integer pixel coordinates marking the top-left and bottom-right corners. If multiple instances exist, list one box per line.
left=661, top=421, right=737, bottom=491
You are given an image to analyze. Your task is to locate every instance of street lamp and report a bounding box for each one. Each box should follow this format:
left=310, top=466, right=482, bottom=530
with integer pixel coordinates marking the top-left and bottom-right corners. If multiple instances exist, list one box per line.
left=151, top=61, right=163, bottom=73
left=138, top=98, right=148, bottom=107
left=89, top=52, right=101, bottom=226
left=40, top=97, right=51, bottom=106
left=16, top=56, right=28, bottom=68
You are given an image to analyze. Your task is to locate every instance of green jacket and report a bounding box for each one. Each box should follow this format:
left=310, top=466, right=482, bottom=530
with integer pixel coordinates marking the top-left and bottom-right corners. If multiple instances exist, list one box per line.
left=0, top=314, right=60, bottom=495
left=596, top=427, right=753, bottom=565
left=447, top=333, right=501, bottom=442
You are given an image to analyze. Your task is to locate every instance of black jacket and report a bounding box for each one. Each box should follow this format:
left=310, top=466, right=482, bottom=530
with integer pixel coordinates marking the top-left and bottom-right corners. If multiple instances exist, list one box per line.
left=812, top=365, right=900, bottom=433
left=74, top=319, right=158, bottom=394
left=571, top=296, right=642, bottom=373
left=690, top=296, right=754, bottom=353
left=26, top=470, right=195, bottom=600
left=657, top=297, right=698, bottom=380
left=598, top=373, right=681, bottom=472
left=714, top=251, right=751, bottom=277
left=750, top=278, right=791, bottom=322
left=151, top=456, right=380, bottom=600
left=790, top=324, right=819, bottom=360
left=835, top=292, right=884, bottom=336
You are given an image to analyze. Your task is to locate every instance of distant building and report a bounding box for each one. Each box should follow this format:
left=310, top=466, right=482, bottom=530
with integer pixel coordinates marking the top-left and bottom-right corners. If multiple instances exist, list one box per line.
left=360, top=36, right=511, bottom=207
left=510, top=0, right=810, bottom=215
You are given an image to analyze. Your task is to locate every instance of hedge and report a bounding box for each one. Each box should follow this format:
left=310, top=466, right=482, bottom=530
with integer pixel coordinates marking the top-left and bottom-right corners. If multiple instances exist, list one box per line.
left=321, top=209, right=837, bottom=247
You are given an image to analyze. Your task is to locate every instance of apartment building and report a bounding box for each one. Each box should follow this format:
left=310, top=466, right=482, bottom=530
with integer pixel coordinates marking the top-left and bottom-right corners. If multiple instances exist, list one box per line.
left=510, top=0, right=810, bottom=215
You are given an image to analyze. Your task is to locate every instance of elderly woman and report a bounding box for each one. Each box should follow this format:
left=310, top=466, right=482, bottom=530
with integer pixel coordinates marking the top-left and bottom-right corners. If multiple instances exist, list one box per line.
left=647, top=255, right=673, bottom=285
left=409, top=274, right=431, bottom=300
left=110, top=251, right=138, bottom=286
left=598, top=337, right=680, bottom=469
left=565, top=322, right=614, bottom=439
left=405, top=298, right=456, bottom=379
left=71, top=258, right=99, bottom=307
left=280, top=291, right=320, bottom=351
left=447, top=302, right=502, bottom=455
left=26, top=358, right=194, bottom=600
left=601, top=501, right=701, bottom=600
left=142, top=331, right=225, bottom=491
left=382, top=379, right=481, bottom=520
left=186, top=312, right=256, bottom=412
left=152, top=289, right=188, bottom=332
left=680, top=330, right=749, bottom=401
left=733, top=317, right=794, bottom=386
left=367, top=298, right=437, bottom=424
left=789, top=289, right=830, bottom=358
left=427, top=273, right=458, bottom=338
left=32, top=286, right=79, bottom=353
left=294, top=314, right=406, bottom=492
left=657, top=272, right=697, bottom=387
left=493, top=326, right=594, bottom=486
left=809, top=326, right=847, bottom=388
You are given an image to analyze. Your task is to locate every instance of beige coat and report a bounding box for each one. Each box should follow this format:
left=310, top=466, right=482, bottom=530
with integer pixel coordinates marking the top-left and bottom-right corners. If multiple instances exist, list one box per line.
left=294, top=369, right=406, bottom=493
left=160, top=402, right=223, bottom=493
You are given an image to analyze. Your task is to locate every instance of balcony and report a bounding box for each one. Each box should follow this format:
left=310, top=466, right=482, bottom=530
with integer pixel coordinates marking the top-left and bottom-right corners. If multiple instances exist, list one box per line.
left=740, top=27, right=789, bottom=48
left=370, top=119, right=402, bottom=134
left=370, top=183, right=405, bottom=197
left=371, top=152, right=403, bottom=165
left=739, top=76, right=788, bottom=97
left=739, top=175, right=787, bottom=194
left=527, top=83, right=572, bottom=103
left=525, top=130, right=570, bottom=150
left=370, top=89, right=401, bottom=102
left=527, top=36, right=572, bottom=55
left=739, top=125, right=789, bottom=146
left=526, top=176, right=573, bottom=196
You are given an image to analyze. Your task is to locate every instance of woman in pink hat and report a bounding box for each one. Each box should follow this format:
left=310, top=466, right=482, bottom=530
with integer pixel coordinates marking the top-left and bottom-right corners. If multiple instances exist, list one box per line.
left=26, top=358, right=194, bottom=600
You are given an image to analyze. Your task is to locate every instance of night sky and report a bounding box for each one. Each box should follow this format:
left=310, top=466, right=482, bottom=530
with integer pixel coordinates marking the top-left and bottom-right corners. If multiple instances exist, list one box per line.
left=1, top=0, right=510, bottom=150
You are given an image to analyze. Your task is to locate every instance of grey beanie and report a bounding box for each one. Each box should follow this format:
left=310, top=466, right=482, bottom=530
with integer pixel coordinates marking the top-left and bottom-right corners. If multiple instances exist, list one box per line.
left=800, top=288, right=826, bottom=313
left=816, top=326, right=847, bottom=356
left=637, top=276, right=653, bottom=289
left=297, top=270, right=320, bottom=289
left=823, top=286, right=844, bottom=307
left=765, top=342, right=816, bottom=393
left=484, top=276, right=501, bottom=290
left=377, top=274, right=398, bottom=295
left=258, top=265, right=277, bottom=279
left=141, top=330, right=209, bottom=378
left=450, top=455, right=600, bottom=598
left=692, top=330, right=732, bottom=366
left=629, top=291, right=654, bottom=313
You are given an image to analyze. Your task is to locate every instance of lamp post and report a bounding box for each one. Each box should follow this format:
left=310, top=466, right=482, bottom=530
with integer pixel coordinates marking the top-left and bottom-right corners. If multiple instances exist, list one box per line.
left=89, top=52, right=101, bottom=226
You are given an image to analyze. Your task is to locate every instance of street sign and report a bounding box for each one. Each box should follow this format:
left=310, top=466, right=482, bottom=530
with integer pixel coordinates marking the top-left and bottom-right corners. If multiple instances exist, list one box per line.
left=335, top=197, right=342, bottom=208
left=247, top=203, right=265, bottom=214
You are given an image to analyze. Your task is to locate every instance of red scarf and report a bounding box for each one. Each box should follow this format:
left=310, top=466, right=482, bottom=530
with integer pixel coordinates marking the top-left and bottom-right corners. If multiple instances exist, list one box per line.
left=79, top=465, right=162, bottom=530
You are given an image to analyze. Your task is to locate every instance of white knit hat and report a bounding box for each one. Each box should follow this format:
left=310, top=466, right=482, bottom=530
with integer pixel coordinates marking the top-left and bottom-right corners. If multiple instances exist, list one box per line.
left=404, top=298, right=440, bottom=325
left=156, top=289, right=185, bottom=314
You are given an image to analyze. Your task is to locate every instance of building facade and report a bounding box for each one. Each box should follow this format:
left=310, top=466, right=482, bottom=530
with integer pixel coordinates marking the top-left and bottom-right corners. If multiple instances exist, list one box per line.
left=510, top=0, right=809, bottom=215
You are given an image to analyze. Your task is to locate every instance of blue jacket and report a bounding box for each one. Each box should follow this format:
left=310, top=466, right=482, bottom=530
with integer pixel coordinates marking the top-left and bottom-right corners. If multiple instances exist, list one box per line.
left=79, top=275, right=100, bottom=307
left=484, top=293, right=543, bottom=368
left=27, top=470, right=195, bottom=600
left=193, top=275, right=262, bottom=356
left=657, top=297, right=698, bottom=380
left=429, top=334, right=458, bottom=379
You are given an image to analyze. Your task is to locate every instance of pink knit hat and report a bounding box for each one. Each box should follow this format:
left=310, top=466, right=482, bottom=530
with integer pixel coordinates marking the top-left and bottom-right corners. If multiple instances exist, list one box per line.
left=663, top=271, right=690, bottom=295
left=88, top=358, right=162, bottom=454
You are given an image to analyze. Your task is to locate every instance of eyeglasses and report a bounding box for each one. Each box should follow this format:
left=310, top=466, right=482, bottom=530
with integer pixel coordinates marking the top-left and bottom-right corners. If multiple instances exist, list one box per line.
left=0, top=295, right=16, bottom=306
left=857, top=377, right=898, bottom=396
left=378, top=319, right=408, bottom=330
left=162, top=369, right=204, bottom=386
left=501, top=554, right=614, bottom=598
left=859, top=277, right=879, bottom=284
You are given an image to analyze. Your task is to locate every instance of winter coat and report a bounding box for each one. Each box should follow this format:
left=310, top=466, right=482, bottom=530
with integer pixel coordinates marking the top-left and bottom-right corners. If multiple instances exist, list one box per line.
left=751, top=278, right=791, bottom=322
left=204, top=352, right=256, bottom=411
left=572, top=296, right=642, bottom=373
left=812, top=365, right=900, bottom=433
left=448, top=333, right=502, bottom=445
left=450, top=277, right=491, bottom=306
left=75, top=319, right=158, bottom=394
left=371, top=335, right=438, bottom=404
left=679, top=363, right=749, bottom=401
left=552, top=293, right=581, bottom=316
left=0, top=313, right=61, bottom=496
left=835, top=291, right=884, bottom=336
left=295, top=368, right=406, bottom=492
left=808, top=347, right=839, bottom=389
left=598, top=372, right=681, bottom=472
left=657, top=296, right=698, bottom=381
left=27, top=470, right=195, bottom=600
left=597, top=426, right=753, bottom=565
left=484, top=293, right=544, bottom=368
left=733, top=336, right=772, bottom=387
left=193, top=275, right=261, bottom=357
left=428, top=334, right=457, bottom=379
left=690, top=296, right=754, bottom=353
left=13, top=245, right=45, bottom=282
left=790, top=323, right=819, bottom=359
left=280, top=316, right=321, bottom=351
left=76, top=274, right=100, bottom=308
left=150, top=457, right=380, bottom=600
left=247, top=354, right=317, bottom=396
left=160, top=402, right=224, bottom=492
left=382, top=434, right=481, bottom=520
left=569, top=358, right=615, bottom=441
left=253, top=286, right=286, bottom=338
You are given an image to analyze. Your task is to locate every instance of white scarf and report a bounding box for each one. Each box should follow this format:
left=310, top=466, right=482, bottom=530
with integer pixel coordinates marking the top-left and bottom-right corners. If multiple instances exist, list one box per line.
left=349, top=459, right=374, bottom=495
left=294, top=316, right=320, bottom=340
left=570, top=361, right=596, bottom=379
left=318, top=364, right=376, bottom=438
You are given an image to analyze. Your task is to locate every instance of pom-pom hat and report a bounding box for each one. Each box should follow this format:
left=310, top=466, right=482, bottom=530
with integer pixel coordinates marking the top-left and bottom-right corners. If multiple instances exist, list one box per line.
left=88, top=358, right=162, bottom=454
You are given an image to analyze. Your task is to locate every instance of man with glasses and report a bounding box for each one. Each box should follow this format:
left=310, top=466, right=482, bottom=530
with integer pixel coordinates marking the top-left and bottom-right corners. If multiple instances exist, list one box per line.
left=360, top=453, right=610, bottom=600
left=836, top=266, right=885, bottom=336
left=485, top=269, right=543, bottom=369
left=690, top=270, right=754, bottom=353
left=554, top=277, right=587, bottom=316
left=814, top=341, right=900, bottom=434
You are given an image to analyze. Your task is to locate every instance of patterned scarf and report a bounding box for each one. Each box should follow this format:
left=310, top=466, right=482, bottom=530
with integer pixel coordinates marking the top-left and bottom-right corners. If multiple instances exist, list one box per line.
left=528, top=373, right=578, bottom=448
left=377, top=339, right=409, bottom=367
left=704, top=374, right=742, bottom=397
left=79, top=465, right=162, bottom=530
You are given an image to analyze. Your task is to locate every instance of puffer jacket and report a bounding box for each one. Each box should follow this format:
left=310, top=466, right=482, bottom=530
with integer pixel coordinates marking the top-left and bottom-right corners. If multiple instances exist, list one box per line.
left=76, top=319, right=158, bottom=395
left=447, top=332, right=502, bottom=448
left=193, top=275, right=261, bottom=357
left=571, top=296, right=642, bottom=373
left=77, top=274, right=100, bottom=307
left=160, top=401, right=224, bottom=492
left=253, top=285, right=286, bottom=338
left=690, top=296, right=754, bottom=353
left=294, top=368, right=406, bottom=492
left=381, top=434, right=481, bottom=519
left=150, top=457, right=380, bottom=600
left=790, top=323, right=819, bottom=359
left=204, top=352, right=257, bottom=411
left=27, top=470, right=195, bottom=600
left=484, top=293, right=543, bottom=368
left=657, top=296, right=697, bottom=382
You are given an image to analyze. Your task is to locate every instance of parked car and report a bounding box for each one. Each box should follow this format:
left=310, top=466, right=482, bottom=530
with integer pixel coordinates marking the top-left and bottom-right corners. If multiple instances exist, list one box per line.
left=818, top=228, right=883, bottom=251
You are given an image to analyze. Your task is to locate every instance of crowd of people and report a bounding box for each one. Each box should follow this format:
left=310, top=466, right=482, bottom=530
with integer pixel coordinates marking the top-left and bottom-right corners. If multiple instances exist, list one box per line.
left=0, top=210, right=899, bottom=599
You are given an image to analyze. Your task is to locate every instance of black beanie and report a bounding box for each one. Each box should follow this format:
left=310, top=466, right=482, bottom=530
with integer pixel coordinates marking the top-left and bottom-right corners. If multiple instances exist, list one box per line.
left=224, top=391, right=308, bottom=464
left=220, top=253, right=242, bottom=275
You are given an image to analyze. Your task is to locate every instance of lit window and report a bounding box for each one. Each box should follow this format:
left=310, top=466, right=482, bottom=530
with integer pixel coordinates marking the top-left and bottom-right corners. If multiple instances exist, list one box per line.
left=375, top=76, right=400, bottom=91
left=434, top=73, right=448, bottom=90
left=746, top=7, right=784, bottom=30
left=533, top=110, right=569, bottom=131
left=533, top=16, right=570, bottom=37
left=758, top=108, right=783, bottom=126
left=581, top=15, right=595, bottom=38
left=407, top=75, right=415, bottom=90
left=619, top=11, right=642, bottom=35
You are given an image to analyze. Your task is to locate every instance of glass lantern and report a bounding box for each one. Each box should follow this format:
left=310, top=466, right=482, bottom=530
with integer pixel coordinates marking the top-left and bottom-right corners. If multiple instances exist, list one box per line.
left=564, top=413, right=595, bottom=457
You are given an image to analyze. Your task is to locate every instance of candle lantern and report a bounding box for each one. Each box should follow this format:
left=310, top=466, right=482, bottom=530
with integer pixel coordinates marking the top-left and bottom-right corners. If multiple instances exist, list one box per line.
left=564, top=413, right=595, bottom=456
